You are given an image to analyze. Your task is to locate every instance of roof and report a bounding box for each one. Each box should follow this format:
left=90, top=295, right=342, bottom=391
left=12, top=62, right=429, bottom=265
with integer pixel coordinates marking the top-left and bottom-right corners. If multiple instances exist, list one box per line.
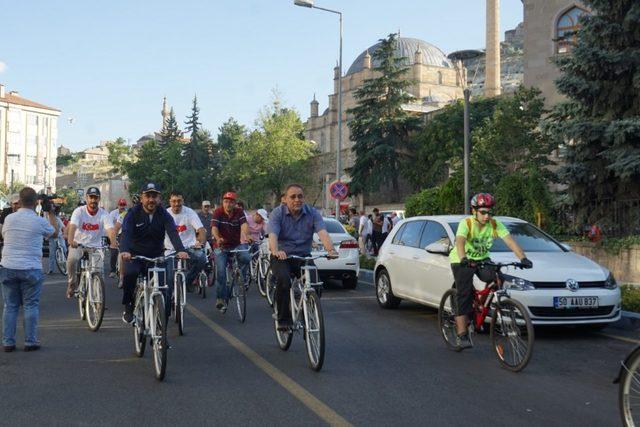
left=347, top=37, right=453, bottom=75
left=0, top=91, right=60, bottom=112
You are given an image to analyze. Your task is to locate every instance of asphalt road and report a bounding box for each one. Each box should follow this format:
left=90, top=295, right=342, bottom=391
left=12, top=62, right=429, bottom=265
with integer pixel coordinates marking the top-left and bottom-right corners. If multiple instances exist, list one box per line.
left=0, top=270, right=633, bottom=426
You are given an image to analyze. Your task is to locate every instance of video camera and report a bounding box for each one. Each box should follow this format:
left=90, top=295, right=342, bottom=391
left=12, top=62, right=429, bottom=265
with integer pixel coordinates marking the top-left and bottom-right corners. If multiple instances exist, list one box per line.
left=37, top=193, right=58, bottom=213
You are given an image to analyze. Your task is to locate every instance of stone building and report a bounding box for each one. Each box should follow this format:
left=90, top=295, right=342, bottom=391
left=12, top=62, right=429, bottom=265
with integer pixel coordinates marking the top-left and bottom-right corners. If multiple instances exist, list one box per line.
left=0, top=84, right=60, bottom=192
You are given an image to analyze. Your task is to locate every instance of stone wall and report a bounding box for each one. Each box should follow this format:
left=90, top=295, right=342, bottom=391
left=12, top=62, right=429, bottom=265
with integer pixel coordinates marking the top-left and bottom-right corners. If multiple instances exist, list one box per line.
left=569, top=242, right=640, bottom=285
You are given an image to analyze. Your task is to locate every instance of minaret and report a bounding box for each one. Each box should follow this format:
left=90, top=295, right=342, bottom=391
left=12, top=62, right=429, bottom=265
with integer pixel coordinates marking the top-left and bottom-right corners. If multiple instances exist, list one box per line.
left=161, top=96, right=170, bottom=130
left=310, top=94, right=319, bottom=117
left=363, top=50, right=371, bottom=69
left=485, top=0, right=501, bottom=97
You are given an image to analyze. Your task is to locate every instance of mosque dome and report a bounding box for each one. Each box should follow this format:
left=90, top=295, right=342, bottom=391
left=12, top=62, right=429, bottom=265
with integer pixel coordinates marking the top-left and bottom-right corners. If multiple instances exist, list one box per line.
left=347, top=37, right=453, bottom=75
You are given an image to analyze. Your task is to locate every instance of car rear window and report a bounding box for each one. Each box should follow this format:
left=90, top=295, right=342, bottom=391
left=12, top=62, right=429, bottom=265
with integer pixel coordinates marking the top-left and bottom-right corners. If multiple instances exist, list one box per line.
left=324, top=220, right=346, bottom=234
left=448, top=221, right=564, bottom=252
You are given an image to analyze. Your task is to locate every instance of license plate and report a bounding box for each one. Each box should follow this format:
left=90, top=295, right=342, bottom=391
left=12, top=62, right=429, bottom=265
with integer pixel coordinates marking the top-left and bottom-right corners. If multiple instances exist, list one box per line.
left=553, top=296, right=599, bottom=309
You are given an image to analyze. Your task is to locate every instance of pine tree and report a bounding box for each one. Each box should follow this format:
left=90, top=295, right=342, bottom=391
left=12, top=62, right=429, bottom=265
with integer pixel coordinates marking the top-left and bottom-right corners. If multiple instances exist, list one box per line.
left=545, top=0, right=640, bottom=217
left=347, top=33, right=423, bottom=195
left=159, top=107, right=182, bottom=146
left=184, top=95, right=201, bottom=143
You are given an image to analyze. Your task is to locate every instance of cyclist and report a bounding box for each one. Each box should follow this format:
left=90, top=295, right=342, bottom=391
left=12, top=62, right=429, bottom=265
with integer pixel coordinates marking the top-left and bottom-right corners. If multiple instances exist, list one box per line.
left=119, top=183, right=188, bottom=323
left=65, top=187, right=115, bottom=298
left=164, top=190, right=207, bottom=293
left=267, top=184, right=337, bottom=331
left=108, top=198, right=128, bottom=278
left=449, top=193, right=533, bottom=349
left=198, top=200, right=214, bottom=245
left=211, top=191, right=251, bottom=313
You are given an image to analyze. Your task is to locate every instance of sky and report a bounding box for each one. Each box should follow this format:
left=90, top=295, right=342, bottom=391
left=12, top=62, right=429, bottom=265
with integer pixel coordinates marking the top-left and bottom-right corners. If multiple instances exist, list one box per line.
left=1, top=0, right=523, bottom=152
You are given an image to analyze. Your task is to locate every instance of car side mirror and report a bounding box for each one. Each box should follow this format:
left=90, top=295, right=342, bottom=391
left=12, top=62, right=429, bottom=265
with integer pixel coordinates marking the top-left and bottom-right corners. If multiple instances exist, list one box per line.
left=561, top=242, right=572, bottom=251
left=425, top=242, right=451, bottom=255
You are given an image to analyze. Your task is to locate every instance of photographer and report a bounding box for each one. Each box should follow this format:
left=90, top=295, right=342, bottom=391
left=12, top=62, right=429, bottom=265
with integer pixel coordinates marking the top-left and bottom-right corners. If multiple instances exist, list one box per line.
left=0, top=187, right=58, bottom=352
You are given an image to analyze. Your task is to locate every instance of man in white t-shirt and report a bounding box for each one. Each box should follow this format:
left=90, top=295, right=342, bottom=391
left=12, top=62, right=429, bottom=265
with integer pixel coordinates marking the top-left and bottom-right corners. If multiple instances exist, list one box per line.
left=65, top=187, right=115, bottom=298
left=165, top=190, right=207, bottom=292
left=107, top=198, right=127, bottom=278
left=358, top=210, right=370, bottom=255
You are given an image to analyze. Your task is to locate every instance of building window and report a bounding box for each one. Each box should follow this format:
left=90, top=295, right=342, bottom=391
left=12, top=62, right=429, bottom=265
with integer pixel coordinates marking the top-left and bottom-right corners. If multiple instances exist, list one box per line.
left=556, top=6, right=588, bottom=54
left=437, top=71, right=443, bottom=85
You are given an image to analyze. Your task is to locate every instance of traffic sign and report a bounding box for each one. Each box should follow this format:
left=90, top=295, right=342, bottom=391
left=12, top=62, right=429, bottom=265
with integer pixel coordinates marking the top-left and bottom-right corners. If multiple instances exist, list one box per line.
left=329, top=181, right=349, bottom=201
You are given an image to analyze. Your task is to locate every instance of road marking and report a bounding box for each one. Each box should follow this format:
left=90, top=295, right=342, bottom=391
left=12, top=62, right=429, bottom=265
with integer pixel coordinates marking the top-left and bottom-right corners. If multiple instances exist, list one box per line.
left=187, top=304, right=352, bottom=427
left=595, top=332, right=640, bottom=345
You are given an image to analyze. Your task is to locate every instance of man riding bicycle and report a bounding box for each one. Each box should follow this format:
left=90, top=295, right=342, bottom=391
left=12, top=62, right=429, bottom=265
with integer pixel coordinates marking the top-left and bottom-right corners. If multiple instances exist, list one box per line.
left=211, top=192, right=251, bottom=313
left=65, top=187, right=115, bottom=298
left=119, top=183, right=188, bottom=323
left=449, top=193, right=533, bottom=349
left=164, top=190, right=207, bottom=293
left=267, top=184, right=337, bottom=331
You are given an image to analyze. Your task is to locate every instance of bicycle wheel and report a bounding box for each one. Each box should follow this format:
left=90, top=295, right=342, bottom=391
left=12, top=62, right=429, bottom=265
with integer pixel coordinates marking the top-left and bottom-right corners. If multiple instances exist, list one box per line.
left=265, top=267, right=276, bottom=308
left=133, top=288, right=146, bottom=357
left=56, top=247, right=67, bottom=275
left=175, top=273, right=185, bottom=336
left=198, top=271, right=207, bottom=299
left=438, top=288, right=462, bottom=352
left=77, top=275, right=86, bottom=321
left=620, top=347, right=640, bottom=427
left=85, top=273, right=105, bottom=332
left=275, top=307, right=293, bottom=351
left=490, top=297, right=534, bottom=372
left=257, top=261, right=267, bottom=298
left=152, top=294, right=168, bottom=381
left=304, top=291, right=325, bottom=371
left=235, top=270, right=246, bottom=323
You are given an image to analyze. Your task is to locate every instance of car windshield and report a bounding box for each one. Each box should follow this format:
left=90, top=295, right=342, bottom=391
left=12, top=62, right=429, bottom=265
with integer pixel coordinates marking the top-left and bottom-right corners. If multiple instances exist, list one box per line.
left=324, top=220, right=346, bottom=234
left=448, top=221, right=564, bottom=252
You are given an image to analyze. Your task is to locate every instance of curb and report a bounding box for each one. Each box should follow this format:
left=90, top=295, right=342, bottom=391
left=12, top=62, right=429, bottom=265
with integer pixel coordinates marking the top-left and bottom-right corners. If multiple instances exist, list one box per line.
left=359, top=269, right=374, bottom=284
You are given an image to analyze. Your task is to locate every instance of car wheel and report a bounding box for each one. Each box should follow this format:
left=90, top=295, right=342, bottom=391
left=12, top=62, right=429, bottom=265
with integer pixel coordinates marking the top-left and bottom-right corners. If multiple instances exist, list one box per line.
left=342, top=276, right=357, bottom=290
left=376, top=269, right=400, bottom=309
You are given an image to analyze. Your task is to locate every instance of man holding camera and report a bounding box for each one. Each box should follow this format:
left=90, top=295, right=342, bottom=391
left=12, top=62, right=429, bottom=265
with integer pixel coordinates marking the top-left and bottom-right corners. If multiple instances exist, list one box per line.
left=0, top=187, right=58, bottom=352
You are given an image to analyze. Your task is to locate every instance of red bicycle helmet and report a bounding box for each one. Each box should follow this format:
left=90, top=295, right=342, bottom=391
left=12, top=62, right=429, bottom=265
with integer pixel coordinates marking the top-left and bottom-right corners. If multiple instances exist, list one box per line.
left=470, top=193, right=495, bottom=209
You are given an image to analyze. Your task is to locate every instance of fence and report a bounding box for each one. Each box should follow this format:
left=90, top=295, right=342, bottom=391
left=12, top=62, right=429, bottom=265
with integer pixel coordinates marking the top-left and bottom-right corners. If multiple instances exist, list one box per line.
left=554, top=199, right=640, bottom=237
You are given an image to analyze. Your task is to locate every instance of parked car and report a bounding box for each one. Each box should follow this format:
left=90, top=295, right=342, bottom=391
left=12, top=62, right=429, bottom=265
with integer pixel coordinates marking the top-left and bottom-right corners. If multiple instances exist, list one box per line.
left=374, top=215, right=621, bottom=326
left=311, top=218, right=360, bottom=289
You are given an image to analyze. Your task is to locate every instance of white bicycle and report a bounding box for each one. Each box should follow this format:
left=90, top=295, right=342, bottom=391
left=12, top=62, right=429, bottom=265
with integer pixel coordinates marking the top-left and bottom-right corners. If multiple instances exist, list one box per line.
left=172, top=256, right=187, bottom=336
left=74, top=244, right=107, bottom=332
left=131, top=255, right=173, bottom=381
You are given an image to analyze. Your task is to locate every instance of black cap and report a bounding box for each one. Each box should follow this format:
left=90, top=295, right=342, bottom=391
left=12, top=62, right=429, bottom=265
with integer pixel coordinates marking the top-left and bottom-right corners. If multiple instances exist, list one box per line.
left=140, top=182, right=161, bottom=194
left=86, top=186, right=101, bottom=197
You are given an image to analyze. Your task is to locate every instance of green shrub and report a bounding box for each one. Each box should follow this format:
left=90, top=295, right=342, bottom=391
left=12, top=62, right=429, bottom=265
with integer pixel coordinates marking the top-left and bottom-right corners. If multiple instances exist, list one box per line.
left=359, top=254, right=376, bottom=270
left=405, top=187, right=441, bottom=217
left=621, top=284, right=640, bottom=313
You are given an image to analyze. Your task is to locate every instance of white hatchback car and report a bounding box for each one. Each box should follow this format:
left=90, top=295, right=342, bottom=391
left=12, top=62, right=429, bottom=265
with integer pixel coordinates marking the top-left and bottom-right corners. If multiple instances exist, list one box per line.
left=311, top=218, right=360, bottom=289
left=374, top=215, right=621, bottom=326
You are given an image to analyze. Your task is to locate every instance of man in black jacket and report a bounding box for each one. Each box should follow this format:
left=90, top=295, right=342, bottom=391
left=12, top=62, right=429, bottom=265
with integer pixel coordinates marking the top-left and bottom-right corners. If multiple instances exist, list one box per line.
left=119, top=183, right=188, bottom=323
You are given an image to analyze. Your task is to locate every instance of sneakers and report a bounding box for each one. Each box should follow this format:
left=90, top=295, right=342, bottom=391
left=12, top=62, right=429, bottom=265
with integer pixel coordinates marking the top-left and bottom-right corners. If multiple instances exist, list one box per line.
left=456, top=333, right=473, bottom=350
left=3, top=345, right=16, bottom=352
left=24, top=344, right=41, bottom=352
left=117, top=279, right=123, bottom=289
left=66, top=283, right=75, bottom=299
left=216, top=298, right=224, bottom=309
left=122, top=304, right=134, bottom=324
left=276, top=319, right=292, bottom=332
left=221, top=301, right=228, bottom=314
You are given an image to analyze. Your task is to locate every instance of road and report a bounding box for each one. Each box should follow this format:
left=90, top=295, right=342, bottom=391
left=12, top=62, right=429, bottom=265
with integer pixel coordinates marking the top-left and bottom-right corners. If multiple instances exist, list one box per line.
left=0, top=272, right=632, bottom=426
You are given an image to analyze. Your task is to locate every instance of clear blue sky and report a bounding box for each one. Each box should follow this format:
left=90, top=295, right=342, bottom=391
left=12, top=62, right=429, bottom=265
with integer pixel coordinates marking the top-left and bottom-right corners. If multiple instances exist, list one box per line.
left=1, top=0, right=523, bottom=152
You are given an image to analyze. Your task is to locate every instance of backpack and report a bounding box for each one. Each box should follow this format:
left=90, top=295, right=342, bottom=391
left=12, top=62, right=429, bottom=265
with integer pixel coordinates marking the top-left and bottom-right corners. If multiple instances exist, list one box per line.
left=465, top=217, right=498, bottom=240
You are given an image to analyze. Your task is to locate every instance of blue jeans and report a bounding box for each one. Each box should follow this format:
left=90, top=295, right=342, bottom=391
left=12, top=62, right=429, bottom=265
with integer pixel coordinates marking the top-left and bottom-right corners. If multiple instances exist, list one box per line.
left=47, top=237, right=66, bottom=273
left=214, top=244, right=250, bottom=300
left=0, top=268, right=44, bottom=346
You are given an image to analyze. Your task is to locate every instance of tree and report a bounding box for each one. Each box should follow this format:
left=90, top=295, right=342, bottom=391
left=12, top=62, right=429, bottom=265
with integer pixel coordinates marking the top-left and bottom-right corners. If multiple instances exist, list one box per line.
left=106, top=137, right=132, bottom=174
left=347, top=33, right=423, bottom=195
left=544, top=0, right=640, bottom=217
left=216, top=117, right=248, bottom=193
left=184, top=95, right=201, bottom=141
left=158, top=107, right=183, bottom=146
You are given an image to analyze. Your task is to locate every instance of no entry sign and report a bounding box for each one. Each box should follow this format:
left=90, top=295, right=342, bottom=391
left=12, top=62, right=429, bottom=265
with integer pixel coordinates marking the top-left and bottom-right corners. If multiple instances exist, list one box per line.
left=329, top=181, right=349, bottom=201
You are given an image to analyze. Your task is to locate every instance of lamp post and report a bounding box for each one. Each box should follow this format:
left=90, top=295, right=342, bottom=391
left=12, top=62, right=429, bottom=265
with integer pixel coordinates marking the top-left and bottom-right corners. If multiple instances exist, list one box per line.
left=447, top=50, right=483, bottom=214
left=294, top=0, right=343, bottom=219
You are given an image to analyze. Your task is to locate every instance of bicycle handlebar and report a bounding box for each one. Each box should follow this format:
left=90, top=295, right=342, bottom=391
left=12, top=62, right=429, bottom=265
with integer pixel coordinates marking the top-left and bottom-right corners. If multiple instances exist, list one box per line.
left=287, top=254, right=339, bottom=261
left=76, top=244, right=108, bottom=251
left=131, top=254, right=176, bottom=263
left=475, top=260, right=529, bottom=270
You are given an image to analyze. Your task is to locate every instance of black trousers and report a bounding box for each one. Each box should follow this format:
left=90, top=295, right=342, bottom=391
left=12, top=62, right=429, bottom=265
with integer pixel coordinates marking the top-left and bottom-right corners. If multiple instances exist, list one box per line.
left=270, top=256, right=309, bottom=322
left=451, top=260, right=496, bottom=316
left=121, top=258, right=169, bottom=309
left=371, top=231, right=382, bottom=254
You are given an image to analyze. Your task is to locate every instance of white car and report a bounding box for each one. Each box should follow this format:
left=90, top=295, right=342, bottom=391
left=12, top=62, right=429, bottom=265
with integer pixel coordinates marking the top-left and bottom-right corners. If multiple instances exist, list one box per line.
left=374, top=215, right=621, bottom=326
left=311, top=218, right=360, bottom=289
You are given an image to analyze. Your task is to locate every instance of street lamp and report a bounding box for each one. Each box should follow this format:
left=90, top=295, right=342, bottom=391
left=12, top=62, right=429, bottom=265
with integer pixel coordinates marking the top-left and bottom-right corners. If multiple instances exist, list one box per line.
left=294, top=0, right=343, bottom=219
left=447, top=50, right=483, bottom=214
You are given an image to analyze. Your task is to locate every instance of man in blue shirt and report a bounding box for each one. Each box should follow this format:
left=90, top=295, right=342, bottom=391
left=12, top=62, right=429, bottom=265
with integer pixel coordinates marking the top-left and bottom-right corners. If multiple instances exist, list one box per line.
left=119, top=183, right=188, bottom=323
left=267, top=184, right=337, bottom=330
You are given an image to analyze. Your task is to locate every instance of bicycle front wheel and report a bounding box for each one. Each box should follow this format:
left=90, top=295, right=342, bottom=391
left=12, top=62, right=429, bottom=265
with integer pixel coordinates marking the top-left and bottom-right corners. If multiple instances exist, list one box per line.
left=304, top=291, right=325, bottom=371
left=438, top=288, right=462, bottom=352
left=257, top=261, right=267, bottom=298
left=198, top=271, right=207, bottom=299
left=133, top=288, right=146, bottom=357
left=175, top=274, right=185, bottom=336
left=234, top=270, right=246, bottom=323
left=77, top=275, right=86, bottom=321
left=620, top=348, right=640, bottom=427
left=85, top=273, right=105, bottom=331
left=152, top=294, right=168, bottom=381
left=265, top=267, right=276, bottom=308
left=490, top=298, right=534, bottom=372
left=56, top=247, right=67, bottom=275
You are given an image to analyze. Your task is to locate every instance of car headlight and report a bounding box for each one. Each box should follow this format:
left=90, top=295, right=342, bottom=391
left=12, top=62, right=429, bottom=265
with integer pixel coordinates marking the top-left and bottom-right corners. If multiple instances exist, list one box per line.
left=604, top=272, right=618, bottom=290
left=502, top=274, right=535, bottom=291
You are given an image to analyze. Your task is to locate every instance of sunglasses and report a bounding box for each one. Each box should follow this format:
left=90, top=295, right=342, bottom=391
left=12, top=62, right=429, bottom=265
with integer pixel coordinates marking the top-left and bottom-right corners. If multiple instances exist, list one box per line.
left=477, top=210, right=493, bottom=216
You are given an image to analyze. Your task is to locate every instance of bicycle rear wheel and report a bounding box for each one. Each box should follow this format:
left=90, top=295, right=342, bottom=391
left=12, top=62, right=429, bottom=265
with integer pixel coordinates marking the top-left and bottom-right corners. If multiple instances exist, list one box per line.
left=438, top=288, right=461, bottom=352
left=152, top=294, right=168, bottom=381
left=257, top=260, right=267, bottom=298
left=77, top=275, right=86, bottom=321
left=304, top=291, right=325, bottom=371
left=175, top=274, right=185, bottom=336
left=198, top=271, right=207, bottom=299
left=620, top=347, right=640, bottom=427
left=56, top=247, right=67, bottom=275
left=265, top=267, right=276, bottom=307
left=234, top=270, right=246, bottom=323
left=490, top=298, right=534, bottom=372
left=133, top=288, right=146, bottom=357
left=85, top=273, right=105, bottom=332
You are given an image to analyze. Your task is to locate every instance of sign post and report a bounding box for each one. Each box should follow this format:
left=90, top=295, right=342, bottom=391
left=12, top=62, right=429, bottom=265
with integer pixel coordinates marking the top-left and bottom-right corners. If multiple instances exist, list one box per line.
left=329, top=181, right=349, bottom=218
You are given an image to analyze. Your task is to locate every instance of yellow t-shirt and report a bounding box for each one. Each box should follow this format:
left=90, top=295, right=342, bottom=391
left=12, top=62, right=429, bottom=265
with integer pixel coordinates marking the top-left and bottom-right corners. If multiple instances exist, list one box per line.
left=449, top=217, right=510, bottom=263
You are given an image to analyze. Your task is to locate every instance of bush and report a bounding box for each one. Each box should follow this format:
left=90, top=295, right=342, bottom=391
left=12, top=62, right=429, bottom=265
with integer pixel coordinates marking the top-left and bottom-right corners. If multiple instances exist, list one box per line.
left=621, top=285, right=640, bottom=313
left=405, top=187, right=441, bottom=217
left=359, top=254, right=376, bottom=270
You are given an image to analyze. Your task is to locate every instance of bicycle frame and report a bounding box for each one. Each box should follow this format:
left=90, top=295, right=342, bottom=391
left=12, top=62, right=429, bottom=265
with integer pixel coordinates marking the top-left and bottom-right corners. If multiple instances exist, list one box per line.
left=173, top=258, right=187, bottom=310
left=77, top=246, right=106, bottom=305
left=469, top=262, right=522, bottom=331
left=133, top=256, right=171, bottom=341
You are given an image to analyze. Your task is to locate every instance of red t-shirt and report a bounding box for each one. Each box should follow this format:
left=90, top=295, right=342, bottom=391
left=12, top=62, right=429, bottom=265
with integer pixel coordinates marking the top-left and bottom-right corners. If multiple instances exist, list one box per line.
left=212, top=207, right=246, bottom=249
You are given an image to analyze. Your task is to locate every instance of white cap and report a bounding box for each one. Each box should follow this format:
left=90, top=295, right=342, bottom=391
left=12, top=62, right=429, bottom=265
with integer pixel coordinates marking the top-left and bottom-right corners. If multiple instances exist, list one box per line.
left=257, top=208, right=269, bottom=222
left=10, top=193, right=19, bottom=203
left=202, top=200, right=211, bottom=206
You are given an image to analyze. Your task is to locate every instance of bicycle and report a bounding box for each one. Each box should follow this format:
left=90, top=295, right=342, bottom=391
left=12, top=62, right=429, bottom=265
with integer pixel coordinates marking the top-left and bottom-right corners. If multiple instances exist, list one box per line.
left=171, top=256, right=187, bottom=336
left=225, top=248, right=250, bottom=323
left=616, top=345, right=640, bottom=426
left=254, top=239, right=270, bottom=299
left=196, top=246, right=214, bottom=299
left=438, top=261, right=534, bottom=372
left=73, top=244, right=107, bottom=332
left=55, top=238, right=68, bottom=275
left=274, top=254, right=336, bottom=372
left=130, top=254, right=172, bottom=381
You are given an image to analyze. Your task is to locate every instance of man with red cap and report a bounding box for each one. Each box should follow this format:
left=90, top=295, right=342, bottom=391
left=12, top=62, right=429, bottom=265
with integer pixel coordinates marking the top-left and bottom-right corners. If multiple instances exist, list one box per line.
left=211, top=191, right=251, bottom=312
left=108, top=198, right=128, bottom=279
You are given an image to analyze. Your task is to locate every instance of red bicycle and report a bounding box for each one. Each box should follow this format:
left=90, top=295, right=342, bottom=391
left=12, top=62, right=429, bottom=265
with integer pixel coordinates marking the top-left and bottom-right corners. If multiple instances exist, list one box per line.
left=438, top=261, right=534, bottom=372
